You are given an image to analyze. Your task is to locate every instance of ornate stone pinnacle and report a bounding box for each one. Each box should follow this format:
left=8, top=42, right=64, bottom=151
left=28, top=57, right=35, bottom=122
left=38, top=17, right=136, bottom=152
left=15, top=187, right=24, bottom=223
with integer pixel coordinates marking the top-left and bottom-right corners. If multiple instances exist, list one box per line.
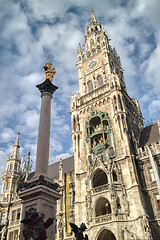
left=43, top=61, right=56, bottom=83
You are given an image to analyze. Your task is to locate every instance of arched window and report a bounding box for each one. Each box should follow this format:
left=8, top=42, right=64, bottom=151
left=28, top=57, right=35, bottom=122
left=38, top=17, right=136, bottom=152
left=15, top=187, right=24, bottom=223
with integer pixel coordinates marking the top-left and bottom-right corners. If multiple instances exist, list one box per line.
left=77, top=115, right=80, bottom=131
left=78, top=134, right=80, bottom=158
left=97, top=75, right=103, bottom=87
left=74, top=135, right=76, bottom=152
left=117, top=197, right=122, bottom=213
left=88, top=81, right=93, bottom=92
left=95, top=198, right=111, bottom=216
left=14, top=163, right=18, bottom=171
left=93, top=169, right=108, bottom=188
left=114, top=96, right=117, bottom=111
left=73, top=116, right=76, bottom=131
left=10, top=163, right=13, bottom=171
left=112, top=170, right=118, bottom=182
left=118, top=94, right=123, bottom=111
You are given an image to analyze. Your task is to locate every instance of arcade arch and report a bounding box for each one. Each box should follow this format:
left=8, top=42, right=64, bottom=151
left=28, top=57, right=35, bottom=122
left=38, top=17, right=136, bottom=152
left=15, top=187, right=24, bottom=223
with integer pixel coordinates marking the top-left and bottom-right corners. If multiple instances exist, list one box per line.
left=95, top=197, right=111, bottom=217
left=97, top=229, right=116, bottom=240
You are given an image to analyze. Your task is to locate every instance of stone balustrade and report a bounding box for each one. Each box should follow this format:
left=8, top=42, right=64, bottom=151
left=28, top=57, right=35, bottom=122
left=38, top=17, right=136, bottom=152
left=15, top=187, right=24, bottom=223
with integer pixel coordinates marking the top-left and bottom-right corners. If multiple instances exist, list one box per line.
left=94, top=214, right=112, bottom=224
left=92, top=183, right=122, bottom=194
left=92, top=183, right=110, bottom=194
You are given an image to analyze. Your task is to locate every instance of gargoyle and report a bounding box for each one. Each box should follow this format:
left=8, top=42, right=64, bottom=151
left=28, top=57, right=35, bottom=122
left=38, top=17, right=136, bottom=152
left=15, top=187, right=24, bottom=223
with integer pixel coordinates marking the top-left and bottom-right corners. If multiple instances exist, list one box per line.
left=70, top=222, right=88, bottom=240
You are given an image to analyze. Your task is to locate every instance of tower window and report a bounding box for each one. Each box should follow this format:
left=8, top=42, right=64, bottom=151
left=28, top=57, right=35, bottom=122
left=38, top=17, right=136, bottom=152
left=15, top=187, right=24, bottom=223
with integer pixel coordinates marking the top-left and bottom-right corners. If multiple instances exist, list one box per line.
left=10, top=164, right=13, bottom=171
left=14, top=163, right=18, bottom=171
left=149, top=168, right=156, bottom=182
left=1, top=212, right=5, bottom=224
left=117, top=197, right=122, bottom=213
left=73, top=116, right=76, bottom=131
left=156, top=194, right=160, bottom=210
left=17, top=209, right=21, bottom=220
left=6, top=182, right=10, bottom=190
left=97, top=75, right=103, bottom=87
left=11, top=210, right=16, bottom=222
left=88, top=81, right=93, bottom=92
left=112, top=170, right=118, bottom=182
left=118, top=94, right=123, bottom=111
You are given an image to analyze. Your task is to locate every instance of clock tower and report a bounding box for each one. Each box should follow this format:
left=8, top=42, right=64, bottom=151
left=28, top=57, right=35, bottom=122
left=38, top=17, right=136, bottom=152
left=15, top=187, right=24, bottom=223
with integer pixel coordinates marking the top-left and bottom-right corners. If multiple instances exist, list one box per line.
left=70, top=9, right=150, bottom=240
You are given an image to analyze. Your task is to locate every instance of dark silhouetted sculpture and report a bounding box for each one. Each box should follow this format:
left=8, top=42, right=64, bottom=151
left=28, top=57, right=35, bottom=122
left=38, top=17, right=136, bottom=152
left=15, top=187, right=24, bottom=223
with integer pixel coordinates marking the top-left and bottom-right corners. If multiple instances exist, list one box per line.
left=21, top=207, right=54, bottom=240
left=70, top=222, right=88, bottom=240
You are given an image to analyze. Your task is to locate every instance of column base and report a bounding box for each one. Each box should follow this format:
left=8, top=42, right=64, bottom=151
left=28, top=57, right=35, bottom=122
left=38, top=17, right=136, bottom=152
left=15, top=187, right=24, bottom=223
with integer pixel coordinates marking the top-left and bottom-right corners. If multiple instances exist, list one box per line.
left=19, top=176, right=61, bottom=240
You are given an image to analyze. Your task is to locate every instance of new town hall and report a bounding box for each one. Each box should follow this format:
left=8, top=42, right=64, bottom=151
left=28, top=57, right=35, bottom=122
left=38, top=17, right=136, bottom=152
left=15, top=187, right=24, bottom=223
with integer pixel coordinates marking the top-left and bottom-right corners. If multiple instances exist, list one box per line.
left=0, top=10, right=160, bottom=240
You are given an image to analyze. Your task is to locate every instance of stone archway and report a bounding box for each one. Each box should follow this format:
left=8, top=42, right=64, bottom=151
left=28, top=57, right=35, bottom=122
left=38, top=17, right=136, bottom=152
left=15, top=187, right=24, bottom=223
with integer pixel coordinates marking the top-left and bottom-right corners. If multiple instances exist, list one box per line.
left=95, top=197, right=111, bottom=216
left=97, top=229, right=116, bottom=240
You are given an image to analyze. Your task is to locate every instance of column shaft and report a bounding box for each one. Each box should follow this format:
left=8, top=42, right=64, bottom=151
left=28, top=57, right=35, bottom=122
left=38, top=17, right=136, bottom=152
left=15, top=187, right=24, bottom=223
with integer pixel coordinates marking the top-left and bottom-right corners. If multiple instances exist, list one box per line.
left=35, top=92, right=52, bottom=176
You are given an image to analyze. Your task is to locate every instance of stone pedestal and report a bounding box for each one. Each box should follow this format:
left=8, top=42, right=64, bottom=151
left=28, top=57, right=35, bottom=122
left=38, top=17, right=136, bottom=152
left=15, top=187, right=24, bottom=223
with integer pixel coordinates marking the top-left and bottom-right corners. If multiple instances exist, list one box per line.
left=19, top=176, right=61, bottom=240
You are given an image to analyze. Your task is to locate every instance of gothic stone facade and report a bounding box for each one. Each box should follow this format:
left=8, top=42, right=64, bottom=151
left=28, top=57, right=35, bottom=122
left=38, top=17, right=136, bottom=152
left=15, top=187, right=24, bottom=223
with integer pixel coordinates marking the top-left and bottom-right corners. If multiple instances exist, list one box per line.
left=0, top=10, right=160, bottom=240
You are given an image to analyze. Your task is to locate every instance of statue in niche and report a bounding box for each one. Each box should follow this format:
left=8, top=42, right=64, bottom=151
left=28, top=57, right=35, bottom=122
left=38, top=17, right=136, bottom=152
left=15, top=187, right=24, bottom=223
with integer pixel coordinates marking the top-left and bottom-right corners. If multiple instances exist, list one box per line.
left=21, top=207, right=54, bottom=240
left=43, top=61, right=56, bottom=82
left=70, top=222, right=88, bottom=240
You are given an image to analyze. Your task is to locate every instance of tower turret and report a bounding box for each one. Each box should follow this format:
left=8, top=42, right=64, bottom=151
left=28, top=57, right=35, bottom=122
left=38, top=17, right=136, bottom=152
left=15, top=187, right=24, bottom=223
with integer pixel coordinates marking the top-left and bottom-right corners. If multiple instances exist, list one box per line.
left=1, top=132, right=21, bottom=203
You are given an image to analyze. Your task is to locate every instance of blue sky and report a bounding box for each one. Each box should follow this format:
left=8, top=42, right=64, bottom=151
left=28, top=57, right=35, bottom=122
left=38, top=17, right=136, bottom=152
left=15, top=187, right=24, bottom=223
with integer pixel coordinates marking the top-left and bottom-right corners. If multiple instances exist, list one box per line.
left=0, top=0, right=160, bottom=178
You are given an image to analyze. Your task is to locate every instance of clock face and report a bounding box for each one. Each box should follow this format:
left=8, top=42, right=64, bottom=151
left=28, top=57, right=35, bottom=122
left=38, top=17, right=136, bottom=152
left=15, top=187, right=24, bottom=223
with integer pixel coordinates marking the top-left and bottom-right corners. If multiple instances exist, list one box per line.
left=87, top=59, right=99, bottom=71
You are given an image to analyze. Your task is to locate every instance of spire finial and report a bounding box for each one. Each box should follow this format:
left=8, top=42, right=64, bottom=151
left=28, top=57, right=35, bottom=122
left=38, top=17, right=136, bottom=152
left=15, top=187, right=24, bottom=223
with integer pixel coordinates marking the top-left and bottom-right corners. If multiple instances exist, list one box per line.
left=14, top=132, right=20, bottom=147
left=91, top=8, right=96, bottom=23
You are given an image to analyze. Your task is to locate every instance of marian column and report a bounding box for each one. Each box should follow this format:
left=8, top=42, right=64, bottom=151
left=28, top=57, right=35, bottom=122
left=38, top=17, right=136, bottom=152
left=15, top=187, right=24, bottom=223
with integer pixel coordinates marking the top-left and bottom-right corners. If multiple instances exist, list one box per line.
left=36, top=62, right=58, bottom=176
left=19, top=62, right=61, bottom=240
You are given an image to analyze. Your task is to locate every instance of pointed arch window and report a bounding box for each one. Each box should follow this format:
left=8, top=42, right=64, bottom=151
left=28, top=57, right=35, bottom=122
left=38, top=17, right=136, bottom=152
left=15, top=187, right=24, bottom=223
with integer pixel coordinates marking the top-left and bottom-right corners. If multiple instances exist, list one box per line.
left=10, top=163, right=13, bottom=171
left=6, top=182, right=10, bottom=190
left=97, top=75, right=103, bottom=87
left=14, top=163, right=18, bottom=171
left=73, top=116, right=76, bottom=131
left=114, top=96, right=117, bottom=111
left=112, top=170, right=118, bottom=182
left=118, top=94, right=123, bottom=111
left=117, top=197, right=122, bottom=213
left=93, top=169, right=108, bottom=188
left=88, top=81, right=93, bottom=92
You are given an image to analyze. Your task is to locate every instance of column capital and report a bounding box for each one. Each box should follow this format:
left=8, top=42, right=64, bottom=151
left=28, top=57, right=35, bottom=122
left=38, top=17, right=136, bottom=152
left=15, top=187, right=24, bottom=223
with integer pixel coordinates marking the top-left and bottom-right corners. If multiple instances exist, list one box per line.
left=36, top=79, right=58, bottom=96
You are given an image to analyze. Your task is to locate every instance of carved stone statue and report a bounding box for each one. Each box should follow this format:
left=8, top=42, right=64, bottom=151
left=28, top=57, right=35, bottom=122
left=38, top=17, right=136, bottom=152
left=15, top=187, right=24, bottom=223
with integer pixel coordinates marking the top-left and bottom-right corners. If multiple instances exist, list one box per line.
left=43, top=62, right=56, bottom=82
left=21, top=207, right=54, bottom=240
left=70, top=222, right=88, bottom=240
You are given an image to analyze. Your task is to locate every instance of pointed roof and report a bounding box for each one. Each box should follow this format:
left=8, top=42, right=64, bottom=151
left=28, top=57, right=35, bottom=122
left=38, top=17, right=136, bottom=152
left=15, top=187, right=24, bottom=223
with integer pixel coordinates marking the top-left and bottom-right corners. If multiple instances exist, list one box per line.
left=10, top=132, right=20, bottom=160
left=77, top=43, right=82, bottom=53
left=90, top=8, right=97, bottom=23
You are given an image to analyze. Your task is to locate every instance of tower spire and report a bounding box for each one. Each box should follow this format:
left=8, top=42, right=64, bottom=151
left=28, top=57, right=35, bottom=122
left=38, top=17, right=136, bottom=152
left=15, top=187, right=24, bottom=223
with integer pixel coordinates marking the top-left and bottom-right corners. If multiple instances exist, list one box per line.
left=90, top=8, right=96, bottom=23
left=10, top=132, right=20, bottom=159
